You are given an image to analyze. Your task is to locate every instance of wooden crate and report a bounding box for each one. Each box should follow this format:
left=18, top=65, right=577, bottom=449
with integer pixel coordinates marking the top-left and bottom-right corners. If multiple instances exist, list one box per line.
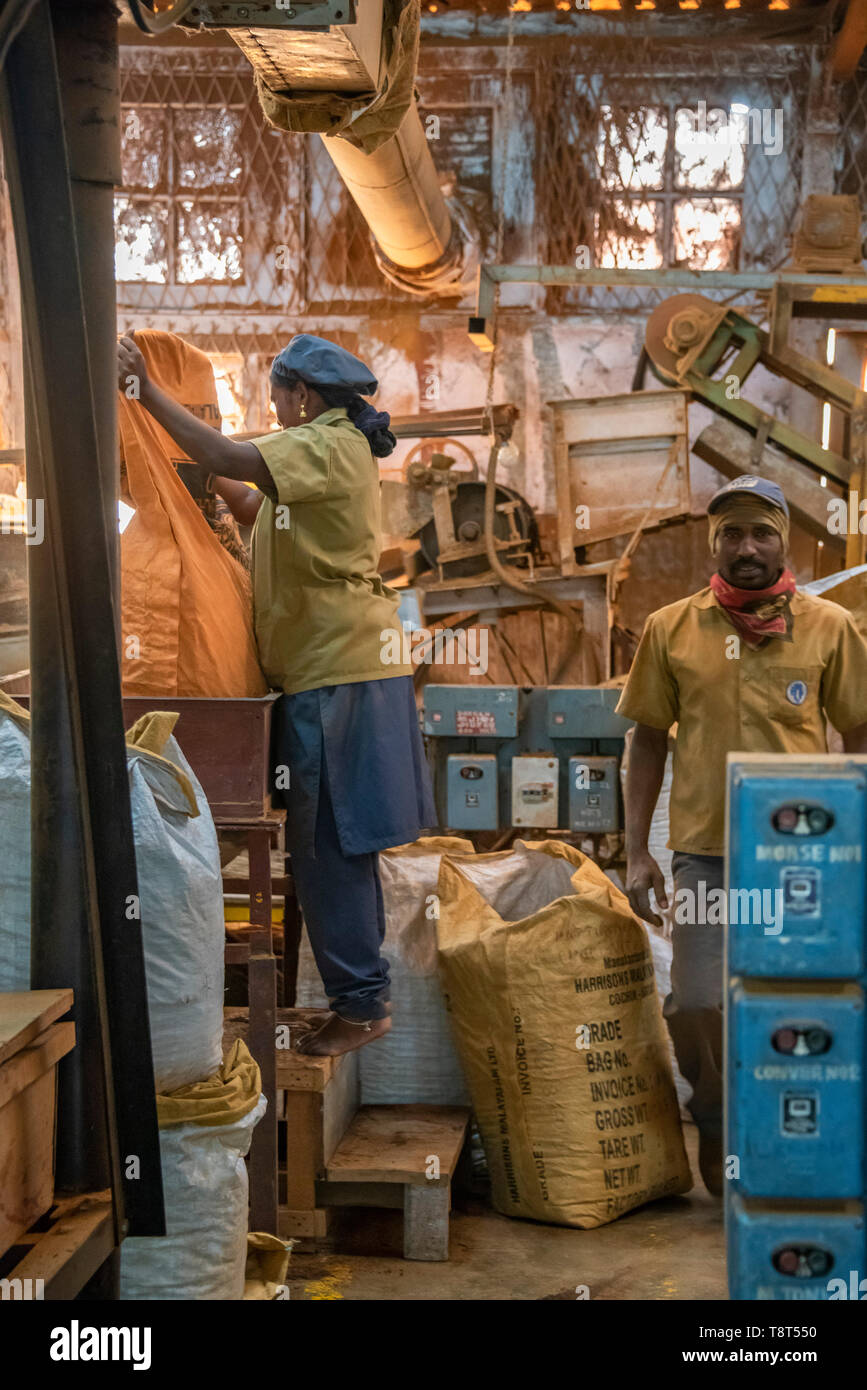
left=551, top=388, right=691, bottom=569
left=3, top=692, right=280, bottom=819
left=123, top=696, right=279, bottom=818
left=0, top=990, right=75, bottom=1259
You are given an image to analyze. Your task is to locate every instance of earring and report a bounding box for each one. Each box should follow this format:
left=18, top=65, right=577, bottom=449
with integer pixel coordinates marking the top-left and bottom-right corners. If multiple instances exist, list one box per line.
left=299, top=402, right=307, bottom=420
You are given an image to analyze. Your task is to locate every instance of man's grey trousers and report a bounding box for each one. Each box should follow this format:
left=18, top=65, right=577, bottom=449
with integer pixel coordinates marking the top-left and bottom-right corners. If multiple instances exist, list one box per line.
left=665, top=851, right=725, bottom=1135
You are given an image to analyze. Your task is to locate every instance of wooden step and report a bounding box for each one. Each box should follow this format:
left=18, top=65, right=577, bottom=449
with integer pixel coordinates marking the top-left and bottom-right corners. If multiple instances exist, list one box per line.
left=321, top=1104, right=472, bottom=1261
left=325, top=1104, right=470, bottom=1187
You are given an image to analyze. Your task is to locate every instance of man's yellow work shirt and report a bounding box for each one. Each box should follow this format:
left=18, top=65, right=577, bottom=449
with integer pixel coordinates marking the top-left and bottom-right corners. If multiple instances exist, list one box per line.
left=615, top=587, right=867, bottom=856
left=249, top=407, right=410, bottom=695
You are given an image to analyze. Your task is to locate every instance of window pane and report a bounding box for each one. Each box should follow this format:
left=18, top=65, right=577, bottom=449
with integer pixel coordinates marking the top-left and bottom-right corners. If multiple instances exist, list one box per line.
left=176, top=201, right=243, bottom=283
left=596, top=198, right=664, bottom=268
left=597, top=107, right=667, bottom=192
left=208, top=353, right=246, bottom=435
left=673, top=197, right=741, bottom=269
left=674, top=106, right=745, bottom=190
left=114, top=196, right=169, bottom=282
left=174, top=109, right=243, bottom=190
left=121, top=107, right=167, bottom=191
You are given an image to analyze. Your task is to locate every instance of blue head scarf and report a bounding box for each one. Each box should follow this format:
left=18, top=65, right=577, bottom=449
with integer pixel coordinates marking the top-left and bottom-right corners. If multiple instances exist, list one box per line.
left=270, top=334, right=395, bottom=457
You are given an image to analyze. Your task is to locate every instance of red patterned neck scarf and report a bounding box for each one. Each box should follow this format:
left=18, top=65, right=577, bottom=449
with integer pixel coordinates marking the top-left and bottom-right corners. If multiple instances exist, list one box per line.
left=709, top=568, right=796, bottom=649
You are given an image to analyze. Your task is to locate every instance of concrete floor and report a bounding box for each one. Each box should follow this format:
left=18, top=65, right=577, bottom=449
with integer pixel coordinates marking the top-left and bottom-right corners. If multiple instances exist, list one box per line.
left=287, top=1124, right=726, bottom=1301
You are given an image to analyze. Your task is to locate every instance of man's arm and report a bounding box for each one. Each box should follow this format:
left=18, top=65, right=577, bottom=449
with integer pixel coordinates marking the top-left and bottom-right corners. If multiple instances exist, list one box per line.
left=842, top=719, right=867, bottom=754
left=118, top=335, right=271, bottom=490
left=624, top=723, right=670, bottom=926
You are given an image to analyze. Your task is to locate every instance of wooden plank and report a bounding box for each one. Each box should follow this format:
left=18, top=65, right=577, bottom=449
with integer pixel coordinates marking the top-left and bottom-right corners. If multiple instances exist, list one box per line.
left=0, top=990, right=73, bottom=1067
left=322, top=1047, right=360, bottom=1165
left=553, top=408, right=575, bottom=576
left=277, top=1207, right=332, bottom=1241
left=325, top=1105, right=471, bottom=1187
left=0, top=1069, right=57, bottom=1255
left=224, top=1005, right=345, bottom=1092
left=248, top=951, right=278, bottom=1234
left=4, top=1191, right=114, bottom=1301
left=283, top=1091, right=322, bottom=1211
left=692, top=417, right=846, bottom=546
left=316, top=1181, right=404, bottom=1209
left=0, top=1022, right=75, bottom=1111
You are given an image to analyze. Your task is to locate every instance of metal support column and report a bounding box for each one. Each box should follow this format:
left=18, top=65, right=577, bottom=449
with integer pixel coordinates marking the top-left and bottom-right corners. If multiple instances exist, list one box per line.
left=0, top=0, right=164, bottom=1239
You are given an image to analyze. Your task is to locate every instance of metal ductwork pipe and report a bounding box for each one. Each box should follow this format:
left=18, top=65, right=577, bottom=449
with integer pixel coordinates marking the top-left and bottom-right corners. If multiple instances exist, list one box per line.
left=321, top=103, right=466, bottom=295
left=225, top=2, right=473, bottom=297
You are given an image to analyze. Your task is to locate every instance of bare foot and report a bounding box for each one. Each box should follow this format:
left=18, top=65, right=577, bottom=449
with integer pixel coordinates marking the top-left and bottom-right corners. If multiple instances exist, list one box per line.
left=294, top=1013, right=392, bottom=1057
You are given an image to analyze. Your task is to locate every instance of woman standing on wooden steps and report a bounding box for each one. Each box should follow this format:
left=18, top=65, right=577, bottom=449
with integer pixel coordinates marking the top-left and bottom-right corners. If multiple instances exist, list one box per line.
left=117, top=331, right=435, bottom=1057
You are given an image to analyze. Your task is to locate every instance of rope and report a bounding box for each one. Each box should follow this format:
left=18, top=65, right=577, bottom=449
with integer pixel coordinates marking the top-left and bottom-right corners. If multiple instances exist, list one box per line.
left=483, top=3, right=517, bottom=426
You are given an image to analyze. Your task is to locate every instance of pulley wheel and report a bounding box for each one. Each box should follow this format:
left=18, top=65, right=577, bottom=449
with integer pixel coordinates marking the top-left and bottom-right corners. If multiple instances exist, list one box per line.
left=645, top=292, right=718, bottom=385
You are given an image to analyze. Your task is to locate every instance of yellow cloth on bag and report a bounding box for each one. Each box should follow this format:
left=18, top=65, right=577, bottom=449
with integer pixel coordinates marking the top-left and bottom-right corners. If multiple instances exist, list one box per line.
left=243, top=1233, right=294, bottom=1300
left=0, top=689, right=29, bottom=726
left=124, top=710, right=198, bottom=817
left=156, top=1039, right=262, bottom=1129
left=0, top=694, right=197, bottom=819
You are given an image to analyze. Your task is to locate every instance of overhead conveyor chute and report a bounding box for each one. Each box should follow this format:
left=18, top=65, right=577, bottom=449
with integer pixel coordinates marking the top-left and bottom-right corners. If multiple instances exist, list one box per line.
left=223, top=0, right=475, bottom=297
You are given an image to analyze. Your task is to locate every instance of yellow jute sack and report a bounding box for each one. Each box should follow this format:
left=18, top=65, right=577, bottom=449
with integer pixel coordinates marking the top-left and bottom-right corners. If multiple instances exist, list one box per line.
left=436, top=840, right=692, bottom=1228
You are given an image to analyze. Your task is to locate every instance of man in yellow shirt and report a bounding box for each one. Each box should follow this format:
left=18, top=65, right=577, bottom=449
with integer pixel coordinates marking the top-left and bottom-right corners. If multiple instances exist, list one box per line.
left=616, top=475, right=867, bottom=1193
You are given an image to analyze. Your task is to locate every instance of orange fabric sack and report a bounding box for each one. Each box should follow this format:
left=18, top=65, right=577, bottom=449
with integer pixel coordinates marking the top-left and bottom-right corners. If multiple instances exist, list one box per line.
left=119, top=330, right=267, bottom=697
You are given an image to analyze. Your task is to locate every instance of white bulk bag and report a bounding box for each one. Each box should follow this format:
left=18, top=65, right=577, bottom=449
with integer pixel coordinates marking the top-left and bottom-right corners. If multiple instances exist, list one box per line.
left=0, top=700, right=30, bottom=992
left=119, top=1094, right=266, bottom=1301
left=295, top=837, right=472, bottom=1106
left=127, top=734, right=225, bottom=1091
left=0, top=700, right=224, bottom=1092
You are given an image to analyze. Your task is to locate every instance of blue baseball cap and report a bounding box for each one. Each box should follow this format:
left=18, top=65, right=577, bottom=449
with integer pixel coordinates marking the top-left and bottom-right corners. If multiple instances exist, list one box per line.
left=271, top=334, right=378, bottom=396
left=708, top=474, right=790, bottom=519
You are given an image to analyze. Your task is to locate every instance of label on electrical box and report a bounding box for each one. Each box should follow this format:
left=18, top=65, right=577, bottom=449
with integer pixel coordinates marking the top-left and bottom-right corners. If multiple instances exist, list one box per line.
left=781, top=1092, right=819, bottom=1137
left=754, top=843, right=862, bottom=864
left=456, top=710, right=497, bottom=735
left=781, top=866, right=821, bottom=918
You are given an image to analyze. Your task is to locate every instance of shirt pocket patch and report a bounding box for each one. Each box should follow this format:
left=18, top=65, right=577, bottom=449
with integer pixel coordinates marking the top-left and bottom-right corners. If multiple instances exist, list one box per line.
left=764, top=665, right=823, bottom=726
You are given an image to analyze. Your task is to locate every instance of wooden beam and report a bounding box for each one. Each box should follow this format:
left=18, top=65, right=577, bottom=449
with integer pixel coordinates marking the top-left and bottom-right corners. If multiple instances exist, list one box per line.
left=692, top=416, right=845, bottom=546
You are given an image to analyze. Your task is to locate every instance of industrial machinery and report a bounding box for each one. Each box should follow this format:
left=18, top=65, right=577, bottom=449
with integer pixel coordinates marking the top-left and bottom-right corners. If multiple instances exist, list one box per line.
left=725, top=754, right=867, bottom=1300
left=383, top=406, right=617, bottom=684
left=423, top=684, right=632, bottom=836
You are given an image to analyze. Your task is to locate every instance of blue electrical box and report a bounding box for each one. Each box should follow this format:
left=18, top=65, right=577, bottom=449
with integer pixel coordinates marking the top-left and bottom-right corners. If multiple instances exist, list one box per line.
left=727, top=1195, right=866, bottom=1300
left=728, top=982, right=865, bottom=1199
left=568, top=755, right=620, bottom=832
left=424, top=685, right=519, bottom=739
left=727, top=759, right=867, bottom=978
left=547, top=687, right=631, bottom=740
left=445, top=754, right=498, bottom=830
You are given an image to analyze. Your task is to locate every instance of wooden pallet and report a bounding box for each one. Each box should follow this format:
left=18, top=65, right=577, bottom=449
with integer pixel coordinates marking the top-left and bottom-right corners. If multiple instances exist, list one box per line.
left=0, top=990, right=76, bottom=1260
left=0, top=1191, right=114, bottom=1300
